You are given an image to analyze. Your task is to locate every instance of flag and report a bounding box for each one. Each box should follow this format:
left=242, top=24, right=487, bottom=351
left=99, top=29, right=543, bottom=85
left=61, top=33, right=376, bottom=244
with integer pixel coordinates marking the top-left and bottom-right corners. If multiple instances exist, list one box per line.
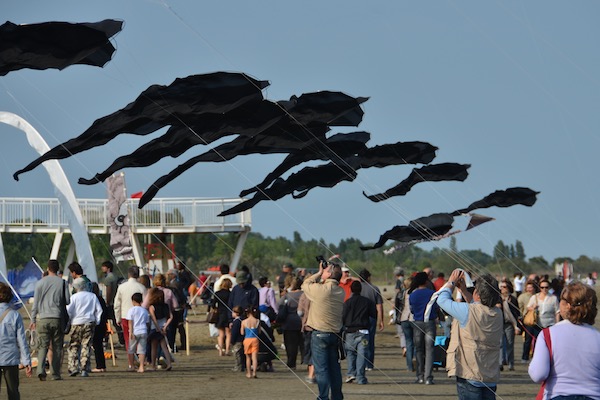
left=106, top=173, right=134, bottom=261
left=130, top=191, right=143, bottom=199
left=6, top=260, right=42, bottom=299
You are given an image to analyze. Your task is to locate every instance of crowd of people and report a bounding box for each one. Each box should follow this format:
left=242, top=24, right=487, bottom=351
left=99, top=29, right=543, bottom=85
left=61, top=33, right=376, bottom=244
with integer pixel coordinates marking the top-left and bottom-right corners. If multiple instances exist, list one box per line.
left=1, top=258, right=598, bottom=400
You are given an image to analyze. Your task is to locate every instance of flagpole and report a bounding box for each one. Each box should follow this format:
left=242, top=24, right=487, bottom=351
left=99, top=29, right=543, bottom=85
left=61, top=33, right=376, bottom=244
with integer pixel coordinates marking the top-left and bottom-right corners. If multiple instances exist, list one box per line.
left=31, top=257, right=44, bottom=273
left=0, top=269, right=32, bottom=321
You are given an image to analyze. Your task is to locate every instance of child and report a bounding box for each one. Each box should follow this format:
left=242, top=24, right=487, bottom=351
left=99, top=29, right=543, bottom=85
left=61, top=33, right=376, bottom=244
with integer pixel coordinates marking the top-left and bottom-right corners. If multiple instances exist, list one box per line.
left=229, top=306, right=244, bottom=372
left=0, top=282, right=32, bottom=398
left=240, top=306, right=260, bottom=378
left=126, top=293, right=149, bottom=373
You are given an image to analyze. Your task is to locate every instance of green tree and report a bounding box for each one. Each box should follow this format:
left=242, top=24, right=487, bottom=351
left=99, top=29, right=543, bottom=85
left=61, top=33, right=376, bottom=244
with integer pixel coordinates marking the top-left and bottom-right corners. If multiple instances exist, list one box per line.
left=449, top=236, right=457, bottom=252
left=515, top=240, right=526, bottom=260
left=493, top=240, right=508, bottom=260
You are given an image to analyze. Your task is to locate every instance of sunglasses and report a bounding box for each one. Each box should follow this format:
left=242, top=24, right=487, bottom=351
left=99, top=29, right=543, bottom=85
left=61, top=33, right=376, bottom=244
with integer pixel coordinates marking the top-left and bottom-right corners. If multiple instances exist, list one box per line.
left=499, top=285, right=507, bottom=288
left=540, top=286, right=549, bottom=289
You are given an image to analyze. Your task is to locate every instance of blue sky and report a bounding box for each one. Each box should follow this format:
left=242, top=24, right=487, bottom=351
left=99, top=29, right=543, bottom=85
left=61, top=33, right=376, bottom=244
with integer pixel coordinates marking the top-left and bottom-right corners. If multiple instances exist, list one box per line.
left=1, top=1, right=599, bottom=264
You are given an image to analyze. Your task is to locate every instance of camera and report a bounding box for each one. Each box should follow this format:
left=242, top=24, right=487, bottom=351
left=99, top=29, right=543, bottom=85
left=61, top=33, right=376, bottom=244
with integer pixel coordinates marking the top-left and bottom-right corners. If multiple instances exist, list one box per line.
left=315, top=255, right=327, bottom=266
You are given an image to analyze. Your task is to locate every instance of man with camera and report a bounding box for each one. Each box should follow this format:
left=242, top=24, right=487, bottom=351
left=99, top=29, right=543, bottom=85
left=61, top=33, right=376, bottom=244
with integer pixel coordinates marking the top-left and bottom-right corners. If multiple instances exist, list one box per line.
left=436, top=269, right=503, bottom=399
left=301, top=258, right=345, bottom=400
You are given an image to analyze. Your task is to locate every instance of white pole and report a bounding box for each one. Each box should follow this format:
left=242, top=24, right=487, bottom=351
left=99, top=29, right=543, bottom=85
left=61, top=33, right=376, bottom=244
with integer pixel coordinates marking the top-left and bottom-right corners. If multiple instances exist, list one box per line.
left=0, top=112, right=97, bottom=281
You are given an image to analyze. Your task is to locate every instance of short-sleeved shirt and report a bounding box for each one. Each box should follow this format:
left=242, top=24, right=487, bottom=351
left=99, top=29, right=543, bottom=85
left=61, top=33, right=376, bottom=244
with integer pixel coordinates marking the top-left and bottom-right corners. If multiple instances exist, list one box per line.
left=103, top=272, right=119, bottom=305
left=126, top=305, right=149, bottom=335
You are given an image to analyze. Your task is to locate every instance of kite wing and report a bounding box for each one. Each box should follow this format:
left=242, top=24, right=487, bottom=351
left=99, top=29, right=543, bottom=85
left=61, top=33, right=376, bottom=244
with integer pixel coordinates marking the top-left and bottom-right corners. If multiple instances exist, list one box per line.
left=14, top=72, right=269, bottom=180
left=239, top=131, right=370, bottom=197
left=219, top=159, right=360, bottom=216
left=78, top=100, right=286, bottom=185
left=451, top=187, right=539, bottom=216
left=361, top=213, right=454, bottom=250
left=363, top=162, right=470, bottom=202
left=0, top=19, right=123, bottom=76
left=356, top=141, right=438, bottom=168
left=286, top=91, right=368, bottom=127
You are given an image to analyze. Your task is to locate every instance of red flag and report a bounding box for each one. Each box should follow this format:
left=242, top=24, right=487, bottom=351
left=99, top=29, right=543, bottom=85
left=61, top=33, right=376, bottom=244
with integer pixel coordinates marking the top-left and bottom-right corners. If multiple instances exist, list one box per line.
left=130, top=191, right=143, bottom=199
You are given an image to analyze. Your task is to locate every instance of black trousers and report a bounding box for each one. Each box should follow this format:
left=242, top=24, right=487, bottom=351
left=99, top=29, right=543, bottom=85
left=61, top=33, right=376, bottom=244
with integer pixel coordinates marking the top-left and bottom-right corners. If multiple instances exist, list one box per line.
left=93, top=323, right=107, bottom=369
left=283, top=329, right=304, bottom=368
left=167, top=309, right=186, bottom=351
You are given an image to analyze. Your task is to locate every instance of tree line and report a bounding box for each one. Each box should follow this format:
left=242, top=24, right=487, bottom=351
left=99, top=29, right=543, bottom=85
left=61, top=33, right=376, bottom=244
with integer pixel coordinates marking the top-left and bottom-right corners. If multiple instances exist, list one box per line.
left=2, top=231, right=597, bottom=282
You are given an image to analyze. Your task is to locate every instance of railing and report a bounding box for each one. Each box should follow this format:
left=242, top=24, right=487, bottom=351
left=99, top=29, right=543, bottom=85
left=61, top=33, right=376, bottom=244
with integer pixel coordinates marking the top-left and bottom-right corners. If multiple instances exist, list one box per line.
left=0, top=197, right=251, bottom=234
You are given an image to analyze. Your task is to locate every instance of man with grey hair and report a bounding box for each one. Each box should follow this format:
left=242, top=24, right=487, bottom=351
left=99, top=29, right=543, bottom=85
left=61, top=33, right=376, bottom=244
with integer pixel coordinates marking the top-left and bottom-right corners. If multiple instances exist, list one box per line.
left=31, top=259, right=70, bottom=381
left=436, top=269, right=503, bottom=399
left=114, top=266, right=146, bottom=356
left=302, top=261, right=345, bottom=400
left=66, top=279, right=102, bottom=377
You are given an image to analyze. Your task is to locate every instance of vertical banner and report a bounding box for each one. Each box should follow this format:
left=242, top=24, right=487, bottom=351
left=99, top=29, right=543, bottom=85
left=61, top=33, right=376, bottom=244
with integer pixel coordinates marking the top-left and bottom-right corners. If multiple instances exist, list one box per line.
left=106, top=173, right=134, bottom=261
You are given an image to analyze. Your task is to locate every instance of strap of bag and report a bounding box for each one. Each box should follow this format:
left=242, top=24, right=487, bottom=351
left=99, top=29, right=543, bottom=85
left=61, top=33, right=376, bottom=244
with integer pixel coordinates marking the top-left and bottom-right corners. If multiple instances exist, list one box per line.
left=0, top=308, right=11, bottom=324
left=535, top=328, right=553, bottom=400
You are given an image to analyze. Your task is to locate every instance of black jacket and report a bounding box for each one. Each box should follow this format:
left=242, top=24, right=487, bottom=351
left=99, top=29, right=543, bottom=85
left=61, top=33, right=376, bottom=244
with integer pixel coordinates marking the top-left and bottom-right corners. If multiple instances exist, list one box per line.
left=342, top=293, right=376, bottom=332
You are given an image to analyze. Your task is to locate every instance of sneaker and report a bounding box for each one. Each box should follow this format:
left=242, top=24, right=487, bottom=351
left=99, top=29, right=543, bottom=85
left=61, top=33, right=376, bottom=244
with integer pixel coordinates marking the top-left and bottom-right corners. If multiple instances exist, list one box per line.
left=38, top=374, right=46, bottom=381
left=425, top=379, right=434, bottom=385
left=414, top=378, right=424, bottom=384
left=345, top=376, right=356, bottom=383
left=305, top=376, right=317, bottom=384
left=69, top=370, right=79, bottom=377
left=81, top=371, right=89, bottom=377
left=365, top=367, right=373, bottom=371
left=357, top=380, right=369, bottom=385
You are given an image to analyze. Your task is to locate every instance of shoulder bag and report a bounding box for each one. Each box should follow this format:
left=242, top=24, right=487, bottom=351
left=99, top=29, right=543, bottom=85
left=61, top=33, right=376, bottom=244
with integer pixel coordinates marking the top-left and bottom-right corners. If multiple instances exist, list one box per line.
left=536, top=328, right=552, bottom=400
left=276, top=296, right=289, bottom=323
left=523, top=295, right=538, bottom=327
left=60, top=280, right=71, bottom=334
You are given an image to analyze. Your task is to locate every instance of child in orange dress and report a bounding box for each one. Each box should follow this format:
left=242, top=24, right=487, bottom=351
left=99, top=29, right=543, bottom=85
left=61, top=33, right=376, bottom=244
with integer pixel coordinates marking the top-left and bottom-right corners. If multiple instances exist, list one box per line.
left=240, top=306, right=260, bottom=378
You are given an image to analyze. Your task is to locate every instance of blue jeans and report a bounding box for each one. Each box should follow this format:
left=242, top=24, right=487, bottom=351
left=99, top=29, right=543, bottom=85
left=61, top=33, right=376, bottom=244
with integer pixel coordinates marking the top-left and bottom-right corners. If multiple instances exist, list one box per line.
left=412, top=320, right=435, bottom=381
left=366, top=317, right=376, bottom=368
left=400, top=321, right=415, bottom=371
left=456, top=378, right=496, bottom=400
left=311, top=331, right=343, bottom=400
left=345, top=331, right=369, bottom=384
left=502, top=324, right=515, bottom=367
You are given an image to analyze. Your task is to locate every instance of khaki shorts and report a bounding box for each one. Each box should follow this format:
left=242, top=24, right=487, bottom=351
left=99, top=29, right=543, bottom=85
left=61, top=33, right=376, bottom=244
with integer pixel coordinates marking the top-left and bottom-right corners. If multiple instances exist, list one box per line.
left=128, top=334, right=148, bottom=355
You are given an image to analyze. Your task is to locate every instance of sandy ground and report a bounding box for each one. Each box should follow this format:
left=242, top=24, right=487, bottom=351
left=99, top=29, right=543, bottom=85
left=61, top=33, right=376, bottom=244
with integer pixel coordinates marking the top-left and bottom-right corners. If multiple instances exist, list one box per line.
left=18, top=295, right=544, bottom=400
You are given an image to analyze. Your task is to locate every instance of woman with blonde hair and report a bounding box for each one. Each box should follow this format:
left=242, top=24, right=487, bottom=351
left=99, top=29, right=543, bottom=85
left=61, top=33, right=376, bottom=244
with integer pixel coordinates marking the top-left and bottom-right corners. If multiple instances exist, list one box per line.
left=213, top=278, right=232, bottom=356
left=529, top=282, right=600, bottom=399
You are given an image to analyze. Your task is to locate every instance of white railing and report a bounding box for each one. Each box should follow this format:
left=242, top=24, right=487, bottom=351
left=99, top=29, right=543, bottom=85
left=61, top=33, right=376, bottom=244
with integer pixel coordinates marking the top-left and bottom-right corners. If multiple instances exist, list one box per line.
left=0, top=197, right=251, bottom=234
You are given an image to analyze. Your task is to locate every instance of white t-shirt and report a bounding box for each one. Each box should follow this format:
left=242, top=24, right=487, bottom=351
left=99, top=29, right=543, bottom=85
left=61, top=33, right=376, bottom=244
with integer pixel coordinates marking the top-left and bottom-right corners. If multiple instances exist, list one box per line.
left=126, top=305, right=149, bottom=335
left=513, top=275, right=526, bottom=292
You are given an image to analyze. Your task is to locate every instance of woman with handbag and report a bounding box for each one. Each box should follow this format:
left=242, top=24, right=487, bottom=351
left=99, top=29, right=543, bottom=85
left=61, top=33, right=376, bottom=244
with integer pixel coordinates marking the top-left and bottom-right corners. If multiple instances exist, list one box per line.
left=526, top=279, right=560, bottom=341
left=529, top=282, right=600, bottom=399
left=499, top=281, right=521, bottom=371
left=278, top=277, right=304, bottom=369
left=213, top=279, right=232, bottom=356
left=518, top=281, right=537, bottom=362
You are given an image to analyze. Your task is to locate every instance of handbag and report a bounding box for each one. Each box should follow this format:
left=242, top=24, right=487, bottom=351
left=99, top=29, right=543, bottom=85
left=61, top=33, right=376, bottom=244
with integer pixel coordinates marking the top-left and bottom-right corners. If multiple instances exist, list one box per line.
left=523, top=295, right=538, bottom=327
left=60, top=281, right=71, bottom=334
left=276, top=297, right=289, bottom=323
left=337, top=330, right=347, bottom=361
left=207, top=307, right=219, bottom=324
